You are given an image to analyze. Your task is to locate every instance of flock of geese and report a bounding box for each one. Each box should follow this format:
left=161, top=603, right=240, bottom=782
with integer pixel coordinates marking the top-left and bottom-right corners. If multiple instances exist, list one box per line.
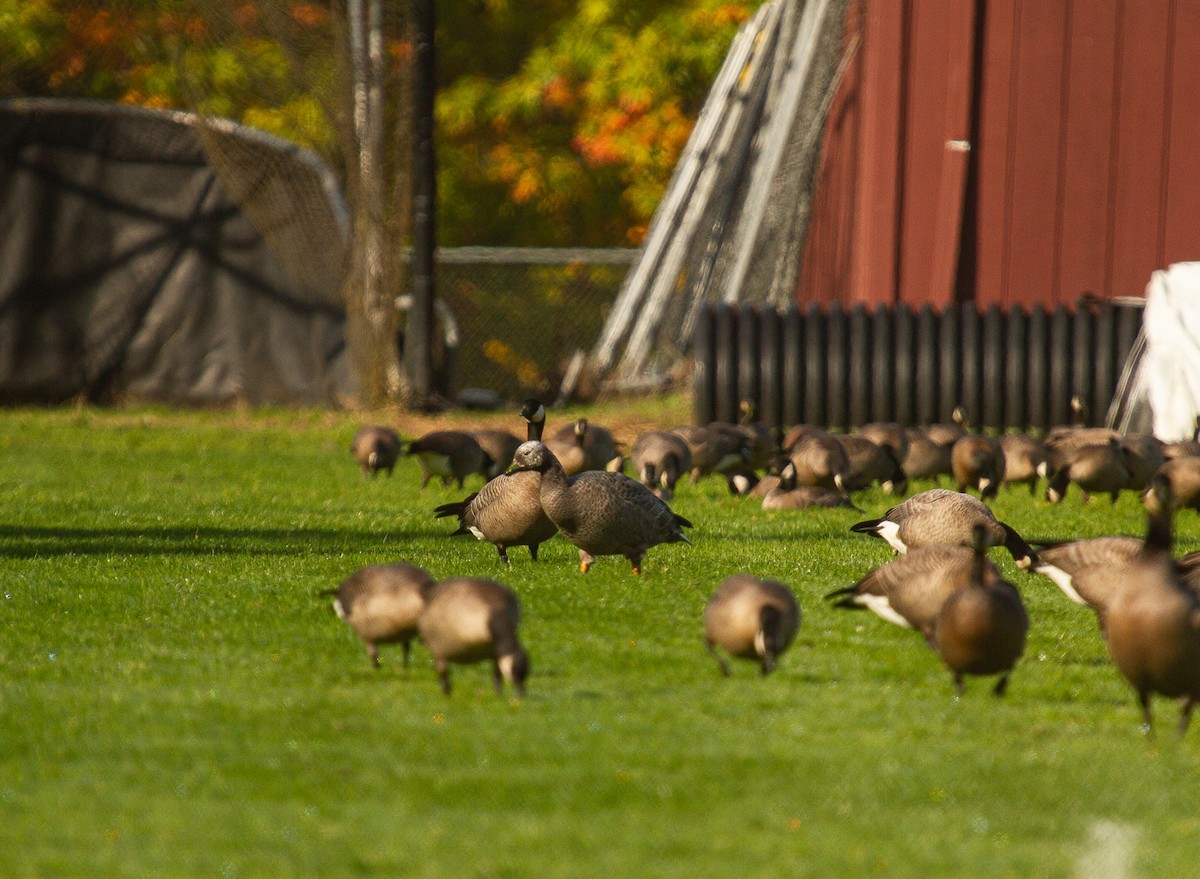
left=334, top=400, right=1200, bottom=737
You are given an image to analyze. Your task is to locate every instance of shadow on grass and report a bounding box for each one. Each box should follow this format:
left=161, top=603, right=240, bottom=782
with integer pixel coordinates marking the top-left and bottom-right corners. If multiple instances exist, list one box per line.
left=0, top=525, right=435, bottom=558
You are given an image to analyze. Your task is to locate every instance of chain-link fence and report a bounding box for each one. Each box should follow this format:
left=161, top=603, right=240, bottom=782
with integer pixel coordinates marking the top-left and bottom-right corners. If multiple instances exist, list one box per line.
left=426, top=247, right=637, bottom=404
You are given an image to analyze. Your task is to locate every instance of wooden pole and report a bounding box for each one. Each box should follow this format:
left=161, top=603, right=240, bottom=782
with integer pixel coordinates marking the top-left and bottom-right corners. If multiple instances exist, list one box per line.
left=406, top=0, right=436, bottom=408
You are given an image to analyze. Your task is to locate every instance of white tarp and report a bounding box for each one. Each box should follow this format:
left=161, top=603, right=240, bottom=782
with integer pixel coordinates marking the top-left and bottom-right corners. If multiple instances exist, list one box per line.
left=1110, top=262, right=1200, bottom=440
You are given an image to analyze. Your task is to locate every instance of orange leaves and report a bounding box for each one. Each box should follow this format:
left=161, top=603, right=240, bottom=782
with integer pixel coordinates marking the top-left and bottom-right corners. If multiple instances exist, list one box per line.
left=289, top=4, right=328, bottom=29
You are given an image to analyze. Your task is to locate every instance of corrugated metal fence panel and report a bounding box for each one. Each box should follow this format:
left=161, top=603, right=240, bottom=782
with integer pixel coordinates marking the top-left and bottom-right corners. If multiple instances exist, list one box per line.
left=692, top=301, right=1143, bottom=432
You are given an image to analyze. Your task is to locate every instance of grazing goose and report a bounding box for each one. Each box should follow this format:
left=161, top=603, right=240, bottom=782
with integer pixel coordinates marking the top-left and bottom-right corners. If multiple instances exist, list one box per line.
left=902, top=428, right=953, bottom=483
left=1121, top=434, right=1166, bottom=491
left=433, top=399, right=557, bottom=563
left=406, top=430, right=493, bottom=489
left=1019, top=536, right=1142, bottom=633
left=327, top=562, right=436, bottom=668
left=762, top=461, right=854, bottom=510
left=932, top=522, right=1029, bottom=696
left=471, top=428, right=522, bottom=479
left=1045, top=438, right=1131, bottom=503
left=726, top=468, right=772, bottom=497
left=732, top=400, right=777, bottom=470
left=1163, top=416, right=1200, bottom=459
left=631, top=430, right=693, bottom=500
left=417, top=577, right=529, bottom=697
left=951, top=434, right=1005, bottom=501
left=1104, top=473, right=1200, bottom=735
left=787, top=429, right=853, bottom=498
left=999, top=432, right=1047, bottom=495
left=826, top=545, right=1002, bottom=642
left=350, top=426, right=402, bottom=479
left=506, top=441, right=692, bottom=574
left=860, top=422, right=910, bottom=464
left=1152, top=456, right=1200, bottom=511
left=672, top=423, right=749, bottom=483
left=703, top=574, right=801, bottom=676
left=838, top=434, right=907, bottom=494
left=548, top=418, right=622, bottom=475
left=849, top=488, right=1033, bottom=562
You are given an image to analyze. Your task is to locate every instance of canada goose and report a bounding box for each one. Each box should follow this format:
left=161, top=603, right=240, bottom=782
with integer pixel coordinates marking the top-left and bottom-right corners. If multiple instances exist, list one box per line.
left=548, top=418, right=622, bottom=475
left=860, top=422, right=910, bottom=464
left=1104, top=472, right=1200, bottom=735
left=924, top=406, right=968, bottom=448
left=506, top=441, right=692, bottom=574
left=671, top=423, right=749, bottom=483
left=631, top=430, right=693, bottom=500
left=350, top=426, right=402, bottom=479
left=762, top=461, right=854, bottom=510
left=406, top=430, right=493, bottom=489
left=999, top=432, right=1046, bottom=495
left=1018, top=536, right=1142, bottom=633
left=327, top=562, right=436, bottom=668
left=417, top=576, right=529, bottom=697
left=703, top=574, right=801, bottom=676
left=1121, top=434, right=1166, bottom=491
left=733, top=399, right=777, bottom=470
left=1045, top=438, right=1131, bottom=503
left=471, top=429, right=522, bottom=479
left=1152, top=456, right=1200, bottom=511
left=726, top=468, right=773, bottom=497
left=433, top=399, right=557, bottom=563
left=838, top=434, right=907, bottom=495
left=781, top=423, right=821, bottom=453
left=951, top=435, right=1006, bottom=501
left=902, top=428, right=953, bottom=483
left=787, top=429, right=853, bottom=498
left=932, top=522, right=1029, bottom=696
left=826, top=545, right=1002, bottom=642
left=849, top=488, right=1033, bottom=562
left=1162, top=416, right=1200, bottom=459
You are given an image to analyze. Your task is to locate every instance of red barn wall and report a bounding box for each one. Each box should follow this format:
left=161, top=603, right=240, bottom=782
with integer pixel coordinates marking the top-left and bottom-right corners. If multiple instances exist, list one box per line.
left=798, top=0, right=1200, bottom=309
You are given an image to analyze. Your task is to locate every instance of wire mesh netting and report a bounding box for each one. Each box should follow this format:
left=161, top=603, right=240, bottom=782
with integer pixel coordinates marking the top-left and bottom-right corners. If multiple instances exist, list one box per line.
left=431, top=248, right=636, bottom=403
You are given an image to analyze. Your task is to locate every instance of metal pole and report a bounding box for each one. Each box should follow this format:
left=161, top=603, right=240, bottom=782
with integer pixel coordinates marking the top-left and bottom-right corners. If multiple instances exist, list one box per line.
left=406, top=0, right=437, bottom=408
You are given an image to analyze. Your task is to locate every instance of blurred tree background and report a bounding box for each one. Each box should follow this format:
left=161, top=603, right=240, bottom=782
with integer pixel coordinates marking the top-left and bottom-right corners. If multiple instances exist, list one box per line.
left=0, top=0, right=759, bottom=248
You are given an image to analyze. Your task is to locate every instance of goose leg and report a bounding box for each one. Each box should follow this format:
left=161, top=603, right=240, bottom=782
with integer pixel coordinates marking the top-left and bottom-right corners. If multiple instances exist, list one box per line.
left=367, top=643, right=381, bottom=669
left=496, top=545, right=510, bottom=564
left=953, top=674, right=966, bottom=696
left=528, top=543, right=539, bottom=562
left=992, top=673, right=1010, bottom=697
left=437, top=660, right=452, bottom=696
left=706, top=640, right=731, bottom=677
left=401, top=639, right=411, bottom=669
left=1179, top=697, right=1195, bottom=737
left=492, top=662, right=504, bottom=695
left=1139, top=690, right=1155, bottom=738
left=578, top=550, right=595, bottom=573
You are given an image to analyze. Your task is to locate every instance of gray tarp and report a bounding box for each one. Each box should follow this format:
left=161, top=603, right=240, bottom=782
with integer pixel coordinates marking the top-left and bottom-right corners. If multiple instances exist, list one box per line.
left=0, top=98, right=353, bottom=405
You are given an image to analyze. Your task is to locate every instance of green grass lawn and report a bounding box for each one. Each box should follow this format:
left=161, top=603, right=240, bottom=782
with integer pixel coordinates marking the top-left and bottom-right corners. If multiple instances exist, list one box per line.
left=2, top=405, right=1199, bottom=878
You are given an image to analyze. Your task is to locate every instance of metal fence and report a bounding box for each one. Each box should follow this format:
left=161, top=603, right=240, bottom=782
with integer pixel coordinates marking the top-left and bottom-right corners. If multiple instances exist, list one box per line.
left=429, top=247, right=638, bottom=403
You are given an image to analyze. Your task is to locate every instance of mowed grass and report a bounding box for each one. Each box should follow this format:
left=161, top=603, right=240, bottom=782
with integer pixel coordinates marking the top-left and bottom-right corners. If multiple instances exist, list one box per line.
left=2, top=405, right=1200, bottom=878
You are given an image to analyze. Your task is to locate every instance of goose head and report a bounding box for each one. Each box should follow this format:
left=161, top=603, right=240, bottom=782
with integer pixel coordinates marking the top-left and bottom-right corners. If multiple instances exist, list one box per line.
left=507, top=441, right=557, bottom=475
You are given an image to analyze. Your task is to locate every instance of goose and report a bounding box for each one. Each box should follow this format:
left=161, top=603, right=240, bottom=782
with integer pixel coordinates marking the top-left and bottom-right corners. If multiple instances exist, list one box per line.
left=326, top=562, right=435, bottom=668
left=781, top=423, right=821, bottom=453
left=849, top=488, right=1033, bottom=562
left=924, top=406, right=968, bottom=448
left=433, top=399, right=557, bottom=563
left=951, top=434, right=1006, bottom=501
left=417, top=576, right=529, bottom=697
left=787, top=429, right=853, bottom=498
left=731, top=399, right=777, bottom=470
left=1151, top=456, right=1200, bottom=511
left=838, top=433, right=907, bottom=494
left=999, top=432, right=1046, bottom=496
left=703, top=574, right=800, bottom=676
left=350, top=425, right=401, bottom=479
left=506, top=441, right=692, bottom=574
left=671, top=423, right=749, bottom=483
left=826, top=544, right=1002, bottom=641
left=471, top=428, right=522, bottom=479
left=631, top=430, right=693, bottom=500
left=548, top=418, right=622, bottom=475
left=1162, top=416, right=1200, bottom=459
left=1121, top=434, right=1166, bottom=491
left=901, top=428, right=953, bottom=483
left=762, top=461, right=854, bottom=510
left=725, top=468, right=772, bottom=497
left=932, top=522, right=1029, bottom=696
left=406, top=430, right=493, bottom=489
left=1045, top=438, right=1131, bottom=503
left=1104, top=472, right=1200, bottom=735
left=859, top=421, right=910, bottom=464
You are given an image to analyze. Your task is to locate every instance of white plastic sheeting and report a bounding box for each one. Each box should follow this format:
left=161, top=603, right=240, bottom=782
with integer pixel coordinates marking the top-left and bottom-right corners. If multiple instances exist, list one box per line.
left=1109, top=262, right=1200, bottom=441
